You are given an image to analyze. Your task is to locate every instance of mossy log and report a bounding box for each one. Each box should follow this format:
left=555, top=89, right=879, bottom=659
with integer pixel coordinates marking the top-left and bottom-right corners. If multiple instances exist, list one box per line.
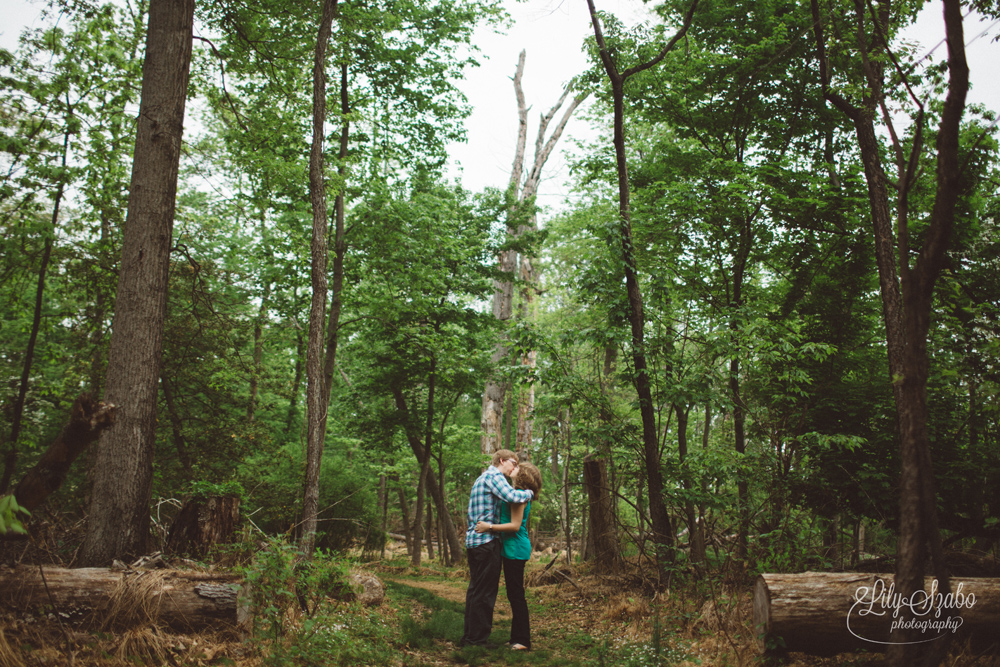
left=754, top=572, right=1000, bottom=656
left=0, top=566, right=247, bottom=632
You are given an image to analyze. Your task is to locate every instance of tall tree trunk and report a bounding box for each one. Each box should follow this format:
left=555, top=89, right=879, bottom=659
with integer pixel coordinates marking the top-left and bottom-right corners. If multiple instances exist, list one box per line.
left=301, top=0, right=338, bottom=556
left=586, top=0, right=697, bottom=575
left=319, top=61, right=350, bottom=439
left=810, top=1, right=969, bottom=663
left=483, top=51, right=584, bottom=456
left=479, top=53, right=526, bottom=456
left=1, top=120, right=71, bottom=495
left=437, top=447, right=451, bottom=564
left=729, top=223, right=752, bottom=559
left=561, top=408, right=573, bottom=564
left=78, top=0, right=194, bottom=566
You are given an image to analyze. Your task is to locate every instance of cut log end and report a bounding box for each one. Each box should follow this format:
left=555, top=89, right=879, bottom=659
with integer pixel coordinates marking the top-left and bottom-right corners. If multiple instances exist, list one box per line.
left=754, top=572, right=1000, bottom=657
left=752, top=575, right=771, bottom=650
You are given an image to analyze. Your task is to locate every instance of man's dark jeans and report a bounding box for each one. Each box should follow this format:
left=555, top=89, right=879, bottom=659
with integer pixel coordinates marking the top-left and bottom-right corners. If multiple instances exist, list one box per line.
left=461, top=539, right=502, bottom=646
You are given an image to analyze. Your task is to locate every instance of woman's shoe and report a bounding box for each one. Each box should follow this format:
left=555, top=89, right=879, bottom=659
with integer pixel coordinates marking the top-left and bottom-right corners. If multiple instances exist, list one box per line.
left=510, top=643, right=529, bottom=651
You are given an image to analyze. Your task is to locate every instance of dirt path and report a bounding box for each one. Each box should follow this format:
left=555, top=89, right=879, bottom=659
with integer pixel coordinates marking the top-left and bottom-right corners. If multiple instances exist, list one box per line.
left=390, top=577, right=468, bottom=605
left=385, top=575, right=520, bottom=627
left=384, top=573, right=596, bottom=644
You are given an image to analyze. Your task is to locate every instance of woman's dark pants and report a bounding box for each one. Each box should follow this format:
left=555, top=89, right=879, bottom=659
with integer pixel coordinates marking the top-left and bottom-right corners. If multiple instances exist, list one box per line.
left=503, top=557, right=530, bottom=649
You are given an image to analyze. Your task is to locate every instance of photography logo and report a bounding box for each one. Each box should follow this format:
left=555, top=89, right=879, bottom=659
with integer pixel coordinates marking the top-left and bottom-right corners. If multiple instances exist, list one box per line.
left=847, top=578, right=975, bottom=645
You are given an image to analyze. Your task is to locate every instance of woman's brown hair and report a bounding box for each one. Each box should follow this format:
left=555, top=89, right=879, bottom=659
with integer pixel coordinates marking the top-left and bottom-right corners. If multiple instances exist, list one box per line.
left=514, top=461, right=542, bottom=499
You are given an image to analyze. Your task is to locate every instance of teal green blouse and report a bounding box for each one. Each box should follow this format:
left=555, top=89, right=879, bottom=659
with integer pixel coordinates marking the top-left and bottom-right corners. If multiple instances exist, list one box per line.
left=499, top=500, right=531, bottom=560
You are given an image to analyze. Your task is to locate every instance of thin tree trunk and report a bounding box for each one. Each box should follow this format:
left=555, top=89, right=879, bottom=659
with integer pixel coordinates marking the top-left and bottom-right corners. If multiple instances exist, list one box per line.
left=2, top=232, right=54, bottom=494
left=397, top=486, right=412, bottom=557
left=586, top=0, right=697, bottom=575
left=1, top=119, right=71, bottom=495
left=730, top=213, right=752, bottom=559
left=79, top=0, right=194, bottom=566
left=161, top=375, right=193, bottom=480
left=690, top=402, right=711, bottom=566
left=391, top=386, right=463, bottom=563
left=318, top=61, right=350, bottom=437
left=676, top=403, right=702, bottom=567
left=379, top=473, right=388, bottom=559
left=301, top=0, right=338, bottom=556
left=437, top=447, right=450, bottom=564
left=562, top=408, right=572, bottom=565
left=285, top=325, right=305, bottom=437
left=248, top=280, right=271, bottom=422
left=425, top=503, right=435, bottom=561
left=411, top=359, right=437, bottom=567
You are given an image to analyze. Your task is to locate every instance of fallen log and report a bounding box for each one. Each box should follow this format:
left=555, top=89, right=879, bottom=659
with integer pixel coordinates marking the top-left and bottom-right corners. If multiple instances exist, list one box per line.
left=754, top=572, right=1000, bottom=656
left=0, top=565, right=247, bottom=633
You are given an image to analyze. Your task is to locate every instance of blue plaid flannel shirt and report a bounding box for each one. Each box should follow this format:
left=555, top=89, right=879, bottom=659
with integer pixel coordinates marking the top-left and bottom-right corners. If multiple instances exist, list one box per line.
left=465, top=466, right=533, bottom=548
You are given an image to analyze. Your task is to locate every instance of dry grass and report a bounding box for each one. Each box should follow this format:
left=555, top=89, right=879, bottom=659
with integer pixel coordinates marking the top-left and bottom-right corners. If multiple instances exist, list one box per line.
left=1, top=617, right=260, bottom=667
left=0, top=626, right=27, bottom=667
left=111, top=626, right=169, bottom=664
left=600, top=592, right=654, bottom=623
left=99, top=570, right=168, bottom=631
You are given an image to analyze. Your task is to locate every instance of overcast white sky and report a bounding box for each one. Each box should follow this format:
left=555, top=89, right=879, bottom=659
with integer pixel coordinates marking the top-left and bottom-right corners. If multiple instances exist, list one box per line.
left=453, top=0, right=1000, bottom=209
left=1, top=0, right=997, bottom=214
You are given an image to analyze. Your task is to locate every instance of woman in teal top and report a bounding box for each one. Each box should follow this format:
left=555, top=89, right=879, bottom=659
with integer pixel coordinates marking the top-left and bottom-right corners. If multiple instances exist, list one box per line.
left=476, top=462, right=542, bottom=651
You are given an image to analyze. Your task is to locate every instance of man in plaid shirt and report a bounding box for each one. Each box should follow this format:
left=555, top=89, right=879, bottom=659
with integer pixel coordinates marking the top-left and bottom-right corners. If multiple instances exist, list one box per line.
left=460, top=448, right=534, bottom=648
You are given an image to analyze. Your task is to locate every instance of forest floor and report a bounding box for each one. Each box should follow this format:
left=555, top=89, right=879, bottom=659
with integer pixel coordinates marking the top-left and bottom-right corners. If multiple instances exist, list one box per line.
left=374, top=559, right=880, bottom=667
left=4, top=553, right=1000, bottom=666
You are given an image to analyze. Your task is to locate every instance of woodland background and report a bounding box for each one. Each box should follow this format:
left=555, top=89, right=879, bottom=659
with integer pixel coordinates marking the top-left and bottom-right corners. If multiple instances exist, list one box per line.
left=0, top=0, right=999, bottom=658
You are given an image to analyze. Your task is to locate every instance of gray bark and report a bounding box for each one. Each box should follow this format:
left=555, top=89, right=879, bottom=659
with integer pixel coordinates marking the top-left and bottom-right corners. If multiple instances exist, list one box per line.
left=79, top=0, right=195, bottom=565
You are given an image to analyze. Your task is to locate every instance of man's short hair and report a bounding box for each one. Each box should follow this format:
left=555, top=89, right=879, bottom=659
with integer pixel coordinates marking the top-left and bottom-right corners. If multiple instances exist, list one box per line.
left=491, top=448, right=518, bottom=467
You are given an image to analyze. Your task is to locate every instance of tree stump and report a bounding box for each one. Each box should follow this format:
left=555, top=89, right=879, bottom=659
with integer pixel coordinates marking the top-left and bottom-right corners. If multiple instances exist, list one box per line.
left=166, top=496, right=240, bottom=557
left=754, top=572, right=1000, bottom=656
